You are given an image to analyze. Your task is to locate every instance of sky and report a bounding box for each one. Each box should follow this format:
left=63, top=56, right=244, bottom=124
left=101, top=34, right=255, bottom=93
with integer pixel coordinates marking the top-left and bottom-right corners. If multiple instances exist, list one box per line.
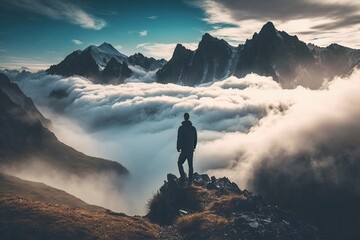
left=1, top=0, right=360, bottom=70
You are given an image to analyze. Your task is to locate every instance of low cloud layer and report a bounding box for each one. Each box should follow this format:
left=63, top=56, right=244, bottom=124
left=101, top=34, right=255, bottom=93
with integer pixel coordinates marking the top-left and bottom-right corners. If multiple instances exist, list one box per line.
left=11, top=70, right=360, bottom=221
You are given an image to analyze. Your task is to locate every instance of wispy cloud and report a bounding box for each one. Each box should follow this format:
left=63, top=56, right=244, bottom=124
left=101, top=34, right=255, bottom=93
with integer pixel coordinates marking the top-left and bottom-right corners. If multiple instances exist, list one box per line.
left=192, top=0, right=360, bottom=48
left=114, top=45, right=123, bottom=52
left=136, top=42, right=198, bottom=59
left=72, top=39, right=83, bottom=45
left=7, top=0, right=106, bottom=30
left=147, top=16, right=158, bottom=20
left=138, top=30, right=148, bottom=37
left=0, top=49, right=8, bottom=53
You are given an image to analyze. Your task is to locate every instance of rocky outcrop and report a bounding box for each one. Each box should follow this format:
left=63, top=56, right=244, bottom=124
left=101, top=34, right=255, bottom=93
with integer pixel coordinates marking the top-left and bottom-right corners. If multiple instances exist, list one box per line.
left=147, top=173, right=318, bottom=240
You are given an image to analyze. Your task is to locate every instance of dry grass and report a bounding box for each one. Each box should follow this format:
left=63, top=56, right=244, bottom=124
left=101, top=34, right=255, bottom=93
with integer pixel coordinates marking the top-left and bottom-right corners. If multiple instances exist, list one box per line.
left=147, top=184, right=217, bottom=225
left=0, top=194, right=161, bottom=240
left=175, top=211, right=230, bottom=233
left=207, top=194, right=246, bottom=215
left=147, top=190, right=164, bottom=212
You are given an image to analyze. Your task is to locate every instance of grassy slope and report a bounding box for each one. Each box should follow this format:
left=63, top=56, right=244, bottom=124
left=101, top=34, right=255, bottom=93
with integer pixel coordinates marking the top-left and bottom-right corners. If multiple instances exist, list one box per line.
left=0, top=172, right=103, bottom=212
left=0, top=194, right=161, bottom=240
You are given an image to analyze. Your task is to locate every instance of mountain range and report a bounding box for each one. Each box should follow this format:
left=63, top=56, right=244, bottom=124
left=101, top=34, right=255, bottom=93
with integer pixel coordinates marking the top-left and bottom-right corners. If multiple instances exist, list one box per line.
left=46, top=43, right=167, bottom=84
left=47, top=22, right=360, bottom=89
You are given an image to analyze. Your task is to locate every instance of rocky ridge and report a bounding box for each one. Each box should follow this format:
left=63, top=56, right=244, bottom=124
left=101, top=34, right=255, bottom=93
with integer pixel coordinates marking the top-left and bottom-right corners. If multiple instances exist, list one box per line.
left=147, top=173, right=318, bottom=240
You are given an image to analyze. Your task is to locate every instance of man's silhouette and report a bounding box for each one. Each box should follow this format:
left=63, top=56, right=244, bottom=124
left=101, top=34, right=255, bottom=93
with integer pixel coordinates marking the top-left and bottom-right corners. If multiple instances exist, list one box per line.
left=177, top=112, right=197, bottom=185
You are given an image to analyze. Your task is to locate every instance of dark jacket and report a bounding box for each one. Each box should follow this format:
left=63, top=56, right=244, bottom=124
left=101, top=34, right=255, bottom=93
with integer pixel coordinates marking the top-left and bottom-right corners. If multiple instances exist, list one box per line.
left=177, top=120, right=197, bottom=152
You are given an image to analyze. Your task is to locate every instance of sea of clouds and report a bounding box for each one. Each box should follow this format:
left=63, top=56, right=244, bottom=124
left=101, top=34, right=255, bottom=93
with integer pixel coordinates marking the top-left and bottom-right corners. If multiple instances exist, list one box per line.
left=9, top=70, right=360, bottom=216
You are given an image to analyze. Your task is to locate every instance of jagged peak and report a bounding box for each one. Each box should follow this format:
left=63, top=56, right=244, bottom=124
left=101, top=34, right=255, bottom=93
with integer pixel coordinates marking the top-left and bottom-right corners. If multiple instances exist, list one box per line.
left=201, top=32, right=216, bottom=41
left=199, top=33, right=227, bottom=45
left=173, top=44, right=192, bottom=54
left=258, top=21, right=278, bottom=37
left=261, top=21, right=276, bottom=31
left=175, top=43, right=186, bottom=50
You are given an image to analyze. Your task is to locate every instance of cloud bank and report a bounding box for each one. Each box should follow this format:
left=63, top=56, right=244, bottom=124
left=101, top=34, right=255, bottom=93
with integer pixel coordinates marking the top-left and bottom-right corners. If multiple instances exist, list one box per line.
left=11, top=70, right=360, bottom=228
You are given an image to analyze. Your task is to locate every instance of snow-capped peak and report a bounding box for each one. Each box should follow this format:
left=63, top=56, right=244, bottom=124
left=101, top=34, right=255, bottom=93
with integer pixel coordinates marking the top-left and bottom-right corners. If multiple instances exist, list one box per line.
left=85, top=42, right=127, bottom=68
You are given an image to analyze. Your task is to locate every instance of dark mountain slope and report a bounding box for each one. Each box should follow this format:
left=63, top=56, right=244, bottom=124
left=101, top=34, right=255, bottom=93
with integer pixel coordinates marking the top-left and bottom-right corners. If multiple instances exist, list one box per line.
left=157, top=34, right=237, bottom=85
left=156, top=44, right=195, bottom=84
left=0, top=87, right=127, bottom=176
left=0, top=73, right=50, bottom=127
left=234, top=22, right=318, bottom=88
left=309, top=43, right=360, bottom=80
left=46, top=49, right=100, bottom=78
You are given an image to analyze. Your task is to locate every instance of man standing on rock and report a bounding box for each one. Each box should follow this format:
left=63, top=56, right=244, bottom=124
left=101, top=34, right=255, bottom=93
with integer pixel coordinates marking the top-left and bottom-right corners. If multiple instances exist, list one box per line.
left=177, top=112, right=197, bottom=185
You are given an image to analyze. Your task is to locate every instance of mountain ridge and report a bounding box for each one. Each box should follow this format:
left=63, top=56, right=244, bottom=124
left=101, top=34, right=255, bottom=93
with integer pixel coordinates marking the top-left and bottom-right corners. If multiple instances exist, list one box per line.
left=46, top=22, right=360, bottom=88
left=158, top=21, right=360, bottom=88
left=46, top=43, right=167, bottom=84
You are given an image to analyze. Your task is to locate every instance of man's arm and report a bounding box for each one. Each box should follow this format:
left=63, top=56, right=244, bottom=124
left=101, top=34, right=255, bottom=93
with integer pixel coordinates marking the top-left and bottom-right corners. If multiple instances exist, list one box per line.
left=177, top=126, right=181, bottom=152
left=193, top=127, right=197, bottom=150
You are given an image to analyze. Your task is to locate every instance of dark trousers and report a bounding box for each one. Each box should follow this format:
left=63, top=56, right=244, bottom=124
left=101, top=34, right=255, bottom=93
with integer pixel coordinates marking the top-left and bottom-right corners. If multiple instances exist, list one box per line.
left=178, top=151, right=193, bottom=183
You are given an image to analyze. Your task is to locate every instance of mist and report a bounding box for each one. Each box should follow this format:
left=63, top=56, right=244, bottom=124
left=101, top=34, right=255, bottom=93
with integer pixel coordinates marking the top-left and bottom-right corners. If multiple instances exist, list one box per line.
left=9, top=69, right=360, bottom=220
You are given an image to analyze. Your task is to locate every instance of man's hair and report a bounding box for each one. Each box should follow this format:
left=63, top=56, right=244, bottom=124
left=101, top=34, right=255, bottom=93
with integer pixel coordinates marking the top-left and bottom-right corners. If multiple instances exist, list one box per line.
left=184, top=112, right=190, bottom=120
